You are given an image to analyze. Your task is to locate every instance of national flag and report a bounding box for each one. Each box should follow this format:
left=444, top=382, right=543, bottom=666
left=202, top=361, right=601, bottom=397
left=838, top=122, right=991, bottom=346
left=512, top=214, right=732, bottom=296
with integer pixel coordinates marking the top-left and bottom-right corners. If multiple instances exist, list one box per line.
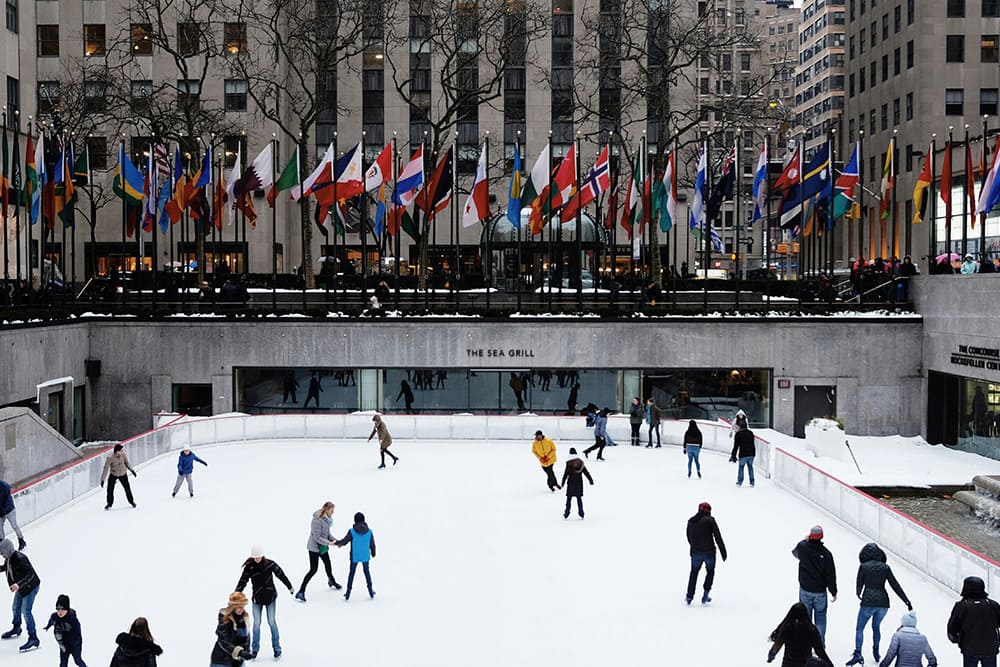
left=706, top=143, right=737, bottom=223
left=55, top=145, right=77, bottom=228
left=365, top=142, right=392, bottom=193
left=268, top=147, right=299, bottom=208
left=620, top=161, right=640, bottom=240
left=521, top=144, right=551, bottom=235
left=832, top=143, right=860, bottom=222
left=966, top=141, right=977, bottom=227
left=912, top=145, right=932, bottom=223
left=296, top=142, right=333, bottom=200
left=213, top=178, right=227, bottom=231
left=10, top=121, right=20, bottom=213
left=328, top=141, right=364, bottom=200
left=313, top=197, right=330, bottom=237
left=978, top=137, right=1000, bottom=215
left=0, top=119, right=9, bottom=214
left=143, top=145, right=155, bottom=232
left=941, top=140, right=952, bottom=228
left=154, top=143, right=170, bottom=181
left=114, top=143, right=143, bottom=206
left=416, top=148, right=453, bottom=215
left=661, top=149, right=678, bottom=232
left=401, top=206, right=420, bottom=240
left=550, top=144, right=576, bottom=211
left=194, top=145, right=212, bottom=189
left=30, top=133, right=45, bottom=225
left=225, top=144, right=242, bottom=226
left=560, top=145, right=610, bottom=222
left=462, top=144, right=489, bottom=228
left=386, top=203, right=403, bottom=237
left=507, top=143, right=523, bottom=228
left=603, top=180, right=618, bottom=231
left=373, top=183, right=389, bottom=236
left=236, top=143, right=274, bottom=197
left=640, top=171, right=654, bottom=232
left=776, top=146, right=801, bottom=228
left=72, top=144, right=89, bottom=186
left=393, top=145, right=424, bottom=207
left=164, top=150, right=188, bottom=225
left=879, top=140, right=893, bottom=221
left=801, top=143, right=831, bottom=202
left=688, top=143, right=707, bottom=235
left=751, top=143, right=767, bottom=223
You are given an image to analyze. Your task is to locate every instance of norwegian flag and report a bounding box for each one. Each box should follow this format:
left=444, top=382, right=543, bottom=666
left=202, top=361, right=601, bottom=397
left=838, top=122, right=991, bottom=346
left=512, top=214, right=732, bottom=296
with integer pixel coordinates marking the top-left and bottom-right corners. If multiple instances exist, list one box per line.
left=560, top=146, right=610, bottom=222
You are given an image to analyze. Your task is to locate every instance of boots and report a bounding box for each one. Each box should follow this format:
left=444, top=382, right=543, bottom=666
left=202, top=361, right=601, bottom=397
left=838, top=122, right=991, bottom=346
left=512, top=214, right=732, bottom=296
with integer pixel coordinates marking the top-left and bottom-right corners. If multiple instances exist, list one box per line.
left=846, top=650, right=864, bottom=666
left=18, top=635, right=39, bottom=652
left=1, top=625, right=21, bottom=639
left=873, top=646, right=881, bottom=662
left=17, top=537, right=26, bottom=550
left=328, top=578, right=342, bottom=590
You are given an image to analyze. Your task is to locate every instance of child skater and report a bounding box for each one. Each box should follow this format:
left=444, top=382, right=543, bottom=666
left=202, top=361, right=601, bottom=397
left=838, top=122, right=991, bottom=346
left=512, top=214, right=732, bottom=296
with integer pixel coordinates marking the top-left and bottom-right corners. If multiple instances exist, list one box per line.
left=335, top=512, right=376, bottom=601
left=44, top=594, right=86, bottom=667
left=171, top=447, right=208, bottom=498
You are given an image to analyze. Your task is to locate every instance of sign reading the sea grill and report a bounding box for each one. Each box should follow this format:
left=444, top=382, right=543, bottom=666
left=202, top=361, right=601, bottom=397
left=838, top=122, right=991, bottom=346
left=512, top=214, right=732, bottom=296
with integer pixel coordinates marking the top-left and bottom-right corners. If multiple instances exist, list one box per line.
left=466, top=348, right=536, bottom=359
left=951, top=344, right=1000, bottom=371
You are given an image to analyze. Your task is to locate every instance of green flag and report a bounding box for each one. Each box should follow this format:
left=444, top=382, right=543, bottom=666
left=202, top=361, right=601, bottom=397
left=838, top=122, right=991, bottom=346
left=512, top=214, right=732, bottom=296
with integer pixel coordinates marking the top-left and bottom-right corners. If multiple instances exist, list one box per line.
left=268, top=146, right=298, bottom=207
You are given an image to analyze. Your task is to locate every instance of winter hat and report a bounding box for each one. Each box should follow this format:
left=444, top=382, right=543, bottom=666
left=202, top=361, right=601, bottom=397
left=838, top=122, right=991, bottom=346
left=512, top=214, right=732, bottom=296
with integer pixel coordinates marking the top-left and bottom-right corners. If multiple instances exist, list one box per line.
left=901, top=611, right=917, bottom=628
left=250, top=544, right=264, bottom=558
left=569, top=447, right=578, bottom=455
left=809, top=525, right=824, bottom=540
left=354, top=512, right=365, bottom=523
left=961, top=576, right=988, bottom=599
left=698, top=502, right=712, bottom=514
left=534, top=430, right=544, bottom=437
left=228, top=591, right=249, bottom=608
left=56, top=594, right=70, bottom=610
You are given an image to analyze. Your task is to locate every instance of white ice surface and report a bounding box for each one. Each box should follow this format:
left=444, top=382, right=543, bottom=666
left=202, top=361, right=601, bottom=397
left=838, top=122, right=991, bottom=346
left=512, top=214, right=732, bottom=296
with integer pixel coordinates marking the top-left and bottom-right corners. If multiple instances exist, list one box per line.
left=5, top=438, right=968, bottom=666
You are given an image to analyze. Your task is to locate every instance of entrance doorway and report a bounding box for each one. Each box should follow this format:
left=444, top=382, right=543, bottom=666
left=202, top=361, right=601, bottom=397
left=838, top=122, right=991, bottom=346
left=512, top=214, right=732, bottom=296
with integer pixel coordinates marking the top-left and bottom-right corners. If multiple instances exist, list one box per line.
left=793, top=385, right=836, bottom=437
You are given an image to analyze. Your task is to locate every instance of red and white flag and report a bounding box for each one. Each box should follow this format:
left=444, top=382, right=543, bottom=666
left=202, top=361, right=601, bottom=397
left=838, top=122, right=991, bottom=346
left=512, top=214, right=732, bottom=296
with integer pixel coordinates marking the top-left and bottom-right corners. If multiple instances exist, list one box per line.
left=560, top=145, right=609, bottom=222
left=365, top=142, right=393, bottom=192
left=462, top=144, right=489, bottom=228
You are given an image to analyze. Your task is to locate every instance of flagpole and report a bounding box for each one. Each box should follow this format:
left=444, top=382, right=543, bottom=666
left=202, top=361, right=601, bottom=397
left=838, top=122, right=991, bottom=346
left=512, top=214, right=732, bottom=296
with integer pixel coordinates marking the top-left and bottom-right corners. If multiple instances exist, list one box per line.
left=594, top=144, right=603, bottom=301
left=452, top=132, right=459, bottom=309
left=574, top=134, right=582, bottom=309
left=483, top=132, right=490, bottom=311
left=858, top=129, right=865, bottom=264
left=702, top=139, right=710, bottom=313
left=795, top=138, right=804, bottom=281
left=2, top=108, right=8, bottom=292
left=119, top=137, right=128, bottom=304
left=546, top=131, right=553, bottom=312
left=946, top=127, right=953, bottom=269
left=332, top=132, right=339, bottom=309
left=360, top=133, right=369, bottom=303
left=211, top=148, right=219, bottom=307
left=515, top=131, right=523, bottom=312
left=167, top=149, right=175, bottom=298
left=928, top=135, right=937, bottom=271
left=28, top=121, right=35, bottom=296
left=151, top=141, right=159, bottom=309
left=392, top=134, right=400, bottom=308
left=671, top=138, right=678, bottom=305
left=980, top=117, right=989, bottom=259
left=827, top=129, right=836, bottom=276
left=240, top=132, right=247, bottom=279
left=891, top=130, right=898, bottom=260
left=271, top=135, right=278, bottom=312
left=764, top=132, right=771, bottom=312
left=962, top=124, right=970, bottom=258
left=609, top=137, right=617, bottom=307
left=12, top=110, right=21, bottom=286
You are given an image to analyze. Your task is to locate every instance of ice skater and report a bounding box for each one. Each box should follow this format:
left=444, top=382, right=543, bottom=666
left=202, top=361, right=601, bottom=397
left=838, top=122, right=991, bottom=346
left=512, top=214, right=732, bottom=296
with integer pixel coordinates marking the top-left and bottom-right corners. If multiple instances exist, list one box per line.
left=0, top=479, right=27, bottom=550
left=628, top=397, right=643, bottom=446
left=304, top=372, right=323, bottom=408
left=947, top=575, right=1000, bottom=667
left=729, top=421, right=756, bottom=487
left=561, top=448, right=593, bottom=519
left=729, top=408, right=748, bottom=438
left=583, top=408, right=611, bottom=460
left=209, top=592, right=252, bottom=666
left=531, top=430, right=560, bottom=492
left=685, top=502, right=727, bottom=605
left=847, top=543, right=912, bottom=666
left=171, top=447, right=207, bottom=498
left=335, top=512, right=376, bottom=601
left=236, top=545, right=294, bottom=660
left=0, top=537, right=41, bottom=651
left=683, top=420, right=703, bottom=479
left=766, top=603, right=834, bottom=666
left=368, top=414, right=399, bottom=468
left=101, top=444, right=137, bottom=510
left=43, top=594, right=86, bottom=667
left=295, top=501, right=341, bottom=602
left=110, top=618, right=162, bottom=666
left=879, top=611, right=936, bottom=667
left=793, top=525, right=838, bottom=645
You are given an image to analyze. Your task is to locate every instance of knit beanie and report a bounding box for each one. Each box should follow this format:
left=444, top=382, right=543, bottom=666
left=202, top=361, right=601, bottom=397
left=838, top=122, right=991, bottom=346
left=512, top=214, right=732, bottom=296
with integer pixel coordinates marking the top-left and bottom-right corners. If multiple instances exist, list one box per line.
left=228, top=591, right=249, bottom=608
left=809, top=525, right=824, bottom=540
left=250, top=544, right=264, bottom=558
left=569, top=447, right=578, bottom=455
left=901, top=611, right=917, bottom=628
left=56, top=594, right=70, bottom=610
left=698, top=502, right=712, bottom=514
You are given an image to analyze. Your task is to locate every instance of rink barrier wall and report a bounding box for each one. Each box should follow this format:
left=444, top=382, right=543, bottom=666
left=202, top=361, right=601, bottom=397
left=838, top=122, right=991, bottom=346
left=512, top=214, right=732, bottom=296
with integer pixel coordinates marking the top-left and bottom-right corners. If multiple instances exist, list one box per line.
left=771, top=447, right=1000, bottom=596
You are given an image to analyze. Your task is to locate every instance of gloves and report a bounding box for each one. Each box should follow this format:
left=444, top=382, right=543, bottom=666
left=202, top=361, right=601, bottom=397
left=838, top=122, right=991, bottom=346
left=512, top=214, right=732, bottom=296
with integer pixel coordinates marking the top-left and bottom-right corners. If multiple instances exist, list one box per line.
left=729, top=456, right=736, bottom=463
left=766, top=652, right=776, bottom=663
left=683, top=446, right=687, bottom=454
left=132, top=471, right=138, bottom=477
left=906, top=603, right=913, bottom=611
left=100, top=480, right=104, bottom=488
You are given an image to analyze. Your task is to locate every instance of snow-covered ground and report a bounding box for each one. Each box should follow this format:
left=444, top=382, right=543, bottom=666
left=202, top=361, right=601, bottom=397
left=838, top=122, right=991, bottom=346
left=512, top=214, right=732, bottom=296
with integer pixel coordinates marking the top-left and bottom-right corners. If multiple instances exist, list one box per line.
left=3, top=435, right=978, bottom=666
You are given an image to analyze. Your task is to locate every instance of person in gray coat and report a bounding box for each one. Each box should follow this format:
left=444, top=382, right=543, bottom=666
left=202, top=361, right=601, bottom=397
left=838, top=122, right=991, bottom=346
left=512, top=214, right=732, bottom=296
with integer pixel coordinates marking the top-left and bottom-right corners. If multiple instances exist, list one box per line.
left=293, top=501, right=341, bottom=602
left=878, top=611, right=936, bottom=667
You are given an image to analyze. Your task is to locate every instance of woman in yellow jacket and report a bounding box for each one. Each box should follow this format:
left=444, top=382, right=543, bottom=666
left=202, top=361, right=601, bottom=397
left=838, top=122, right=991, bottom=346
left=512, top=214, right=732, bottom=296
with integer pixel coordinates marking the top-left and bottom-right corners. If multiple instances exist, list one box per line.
left=531, top=430, right=560, bottom=492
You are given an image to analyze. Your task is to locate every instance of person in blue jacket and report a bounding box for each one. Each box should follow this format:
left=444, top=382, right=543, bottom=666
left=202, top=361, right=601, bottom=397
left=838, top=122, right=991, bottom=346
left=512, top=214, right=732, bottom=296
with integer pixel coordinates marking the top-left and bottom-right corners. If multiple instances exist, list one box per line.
left=171, top=447, right=208, bottom=498
left=583, top=408, right=612, bottom=461
left=335, top=512, right=376, bottom=601
left=0, top=479, right=27, bottom=550
left=43, top=594, right=87, bottom=667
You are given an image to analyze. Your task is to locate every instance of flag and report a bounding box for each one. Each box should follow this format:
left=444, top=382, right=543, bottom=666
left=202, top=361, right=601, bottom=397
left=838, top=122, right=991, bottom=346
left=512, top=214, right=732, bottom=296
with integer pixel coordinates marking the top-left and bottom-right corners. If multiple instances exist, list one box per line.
left=236, top=143, right=274, bottom=197
left=164, top=150, right=188, bottom=225
left=912, top=146, right=932, bottom=223
left=194, top=145, right=212, bottom=189
left=879, top=140, right=893, bottom=221
left=507, top=143, right=523, bottom=228
left=417, top=148, right=453, bottom=215
left=332, top=142, right=364, bottom=200
left=296, top=142, right=333, bottom=200
left=462, top=144, right=489, bottom=228
left=143, top=146, right=155, bottom=232
left=373, top=183, right=389, bottom=236
left=10, top=121, right=20, bottom=213
left=401, top=207, right=420, bottom=240
left=386, top=203, right=403, bottom=237
left=225, top=144, right=242, bottom=226
left=550, top=144, right=576, bottom=211
left=832, top=143, right=860, bottom=222
left=706, top=143, right=737, bottom=222
left=268, top=147, right=299, bottom=208
left=603, top=181, right=618, bottom=231
left=393, top=145, right=424, bottom=206
left=522, top=144, right=551, bottom=235
left=73, top=144, right=89, bottom=186
left=55, top=146, right=77, bottom=228
left=313, top=195, right=330, bottom=237
left=640, top=171, right=653, bottom=232
left=29, top=133, right=45, bottom=224
left=688, top=143, right=706, bottom=235
left=213, top=178, right=228, bottom=231
left=775, top=146, right=801, bottom=228
left=620, top=161, right=640, bottom=240
left=978, top=137, right=1000, bottom=215
left=0, top=119, right=9, bottom=214
left=365, top=142, right=393, bottom=192
left=751, top=143, right=767, bottom=223
left=966, top=141, right=977, bottom=227
left=560, top=145, right=610, bottom=222
left=801, top=143, right=831, bottom=202
left=661, top=149, right=678, bottom=232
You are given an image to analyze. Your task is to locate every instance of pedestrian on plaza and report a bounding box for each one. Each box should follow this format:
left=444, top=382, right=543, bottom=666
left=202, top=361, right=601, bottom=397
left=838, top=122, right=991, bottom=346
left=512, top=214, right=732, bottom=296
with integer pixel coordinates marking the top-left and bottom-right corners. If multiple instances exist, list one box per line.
left=628, top=397, right=644, bottom=446
left=235, top=545, right=294, bottom=660
left=294, top=501, right=342, bottom=602
left=100, top=444, right=137, bottom=510
left=683, top=420, right=703, bottom=479
left=335, top=512, right=377, bottom=601
left=729, top=408, right=749, bottom=438
left=879, top=611, right=936, bottom=667
left=961, top=254, right=980, bottom=275
left=171, top=446, right=207, bottom=498
left=368, top=414, right=399, bottom=469
left=560, top=448, right=594, bottom=519
left=209, top=592, right=252, bottom=667
left=947, top=575, right=1000, bottom=667
left=767, top=602, right=835, bottom=667
left=645, top=397, right=662, bottom=448
left=43, top=594, right=86, bottom=667
left=0, top=538, right=41, bottom=652
left=109, top=617, right=162, bottom=667
left=848, top=543, right=913, bottom=666
left=685, top=502, right=726, bottom=605
left=531, top=430, right=560, bottom=492
left=729, top=421, right=757, bottom=487
left=0, top=479, right=27, bottom=550
left=583, top=408, right=611, bottom=461
left=793, top=525, right=838, bottom=645
left=304, top=372, right=323, bottom=408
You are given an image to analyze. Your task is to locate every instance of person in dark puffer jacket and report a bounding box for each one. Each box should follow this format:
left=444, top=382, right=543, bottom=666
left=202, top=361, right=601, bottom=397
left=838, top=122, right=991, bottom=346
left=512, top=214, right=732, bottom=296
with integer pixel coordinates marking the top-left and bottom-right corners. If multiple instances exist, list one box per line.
left=767, top=602, right=834, bottom=667
left=848, top=543, right=912, bottom=665
left=685, top=502, right=727, bottom=605
left=210, top=592, right=252, bottom=667
left=109, top=617, right=162, bottom=667
left=879, top=611, right=936, bottom=667
left=560, top=448, right=594, bottom=519
left=43, top=594, right=86, bottom=666
left=947, top=576, right=1000, bottom=666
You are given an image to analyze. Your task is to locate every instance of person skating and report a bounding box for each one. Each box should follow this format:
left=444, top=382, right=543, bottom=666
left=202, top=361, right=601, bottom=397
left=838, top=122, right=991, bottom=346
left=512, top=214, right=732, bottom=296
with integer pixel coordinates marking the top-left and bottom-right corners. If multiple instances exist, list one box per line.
left=628, top=397, right=643, bottom=446
left=767, top=602, right=835, bottom=667
left=368, top=414, right=398, bottom=469
left=236, top=545, right=294, bottom=660
left=645, top=397, right=662, bottom=447
left=109, top=617, right=162, bottom=667
left=0, top=479, right=27, bottom=550
left=171, top=447, right=207, bottom=498
left=210, top=592, right=252, bottom=667
left=43, top=594, right=86, bottom=667
left=685, top=502, right=727, bottom=605
left=879, top=611, right=936, bottom=667
left=304, top=372, right=323, bottom=408
left=335, top=512, right=376, bottom=601
left=561, top=448, right=594, bottom=519
left=848, top=543, right=913, bottom=665
left=531, top=430, right=560, bottom=492
left=683, top=420, right=703, bottom=479
left=0, top=538, right=41, bottom=651
left=100, top=444, right=137, bottom=510
left=793, top=525, right=838, bottom=645
left=583, top=408, right=611, bottom=461
left=295, top=501, right=341, bottom=602
left=729, top=421, right=757, bottom=487
left=729, top=408, right=748, bottom=438
left=947, top=575, right=1000, bottom=667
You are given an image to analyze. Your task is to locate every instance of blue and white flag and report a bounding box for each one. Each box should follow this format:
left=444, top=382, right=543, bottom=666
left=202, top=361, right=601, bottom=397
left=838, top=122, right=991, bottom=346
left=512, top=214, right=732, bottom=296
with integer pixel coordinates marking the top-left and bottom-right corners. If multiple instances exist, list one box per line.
left=751, top=143, right=767, bottom=223
left=689, top=142, right=706, bottom=232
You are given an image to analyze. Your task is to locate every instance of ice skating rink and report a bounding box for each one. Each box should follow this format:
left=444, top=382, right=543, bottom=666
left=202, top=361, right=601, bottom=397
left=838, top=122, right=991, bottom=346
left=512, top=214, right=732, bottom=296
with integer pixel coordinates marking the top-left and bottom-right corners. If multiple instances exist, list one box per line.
left=5, top=438, right=964, bottom=665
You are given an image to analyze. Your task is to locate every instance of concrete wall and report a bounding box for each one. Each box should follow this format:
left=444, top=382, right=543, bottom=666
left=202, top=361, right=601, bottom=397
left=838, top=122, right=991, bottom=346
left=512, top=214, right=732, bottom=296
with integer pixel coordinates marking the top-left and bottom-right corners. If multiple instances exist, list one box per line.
left=0, top=407, right=85, bottom=486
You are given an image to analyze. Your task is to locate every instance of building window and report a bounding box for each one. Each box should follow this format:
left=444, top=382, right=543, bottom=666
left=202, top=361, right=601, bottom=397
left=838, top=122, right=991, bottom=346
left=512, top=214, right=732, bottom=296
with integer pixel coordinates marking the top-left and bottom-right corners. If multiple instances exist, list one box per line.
left=882, top=54, right=888, bottom=81
left=982, top=88, right=999, bottom=116
left=177, top=22, right=199, bottom=56
left=946, top=35, right=965, bottom=62
left=893, top=98, right=900, bottom=125
left=36, top=81, right=59, bottom=114
left=224, top=22, right=246, bottom=55
left=132, top=23, right=153, bottom=55
left=881, top=103, right=888, bottom=130
left=870, top=21, right=876, bottom=47
left=223, top=136, right=245, bottom=169
left=881, top=14, right=888, bottom=39
left=946, top=0, right=965, bottom=16
left=945, top=88, right=964, bottom=115
left=983, top=35, right=999, bottom=62
left=894, top=47, right=900, bottom=75
left=37, top=24, right=58, bottom=56
left=849, top=73, right=855, bottom=97
left=130, top=80, right=152, bottom=113
left=224, top=79, right=247, bottom=112
left=5, top=0, right=17, bottom=33
left=985, top=0, right=1000, bottom=17
left=177, top=79, right=200, bottom=110
left=859, top=68, right=866, bottom=92
left=894, top=6, right=901, bottom=32
left=907, top=40, right=914, bottom=68
left=87, top=136, right=107, bottom=171
left=869, top=109, right=876, bottom=134
left=739, top=53, right=751, bottom=72
left=907, top=0, right=915, bottom=23
left=5, top=76, right=18, bottom=111
left=84, top=80, right=106, bottom=113
left=906, top=92, right=913, bottom=120
left=860, top=28, right=866, bottom=52
left=84, top=24, right=105, bottom=56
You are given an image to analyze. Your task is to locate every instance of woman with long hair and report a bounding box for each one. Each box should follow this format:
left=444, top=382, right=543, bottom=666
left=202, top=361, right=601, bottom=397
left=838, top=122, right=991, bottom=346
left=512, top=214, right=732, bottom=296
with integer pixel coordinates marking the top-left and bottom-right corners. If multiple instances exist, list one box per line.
left=209, top=592, right=252, bottom=667
left=767, top=602, right=834, bottom=667
left=109, top=617, right=163, bottom=667
left=683, top=420, right=703, bottom=479
left=294, top=501, right=341, bottom=602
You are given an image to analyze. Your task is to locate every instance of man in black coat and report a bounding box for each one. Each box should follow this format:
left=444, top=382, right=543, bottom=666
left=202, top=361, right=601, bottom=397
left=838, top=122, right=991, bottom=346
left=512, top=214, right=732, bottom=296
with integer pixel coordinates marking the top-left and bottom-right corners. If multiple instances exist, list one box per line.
left=0, top=537, right=41, bottom=651
left=730, top=422, right=757, bottom=487
left=560, top=448, right=594, bottom=519
left=792, top=525, right=838, bottom=645
left=947, top=575, right=1000, bottom=665
left=686, top=502, right=727, bottom=605
left=235, top=545, right=295, bottom=660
